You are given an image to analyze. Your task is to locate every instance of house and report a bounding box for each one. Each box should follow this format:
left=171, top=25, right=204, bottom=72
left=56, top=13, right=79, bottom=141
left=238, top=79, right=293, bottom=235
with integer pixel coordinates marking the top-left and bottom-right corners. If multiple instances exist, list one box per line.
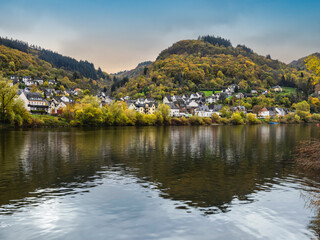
left=186, top=100, right=199, bottom=109
left=208, top=104, right=223, bottom=115
left=272, top=85, right=282, bottom=92
left=136, top=98, right=146, bottom=104
left=163, top=95, right=173, bottom=103
left=274, top=107, right=289, bottom=117
left=22, top=76, right=32, bottom=83
left=135, top=103, right=146, bottom=114
left=50, top=97, right=67, bottom=115
left=251, top=90, right=258, bottom=94
left=145, top=102, right=158, bottom=114
left=232, top=105, right=247, bottom=113
left=25, top=80, right=36, bottom=86
left=172, top=95, right=184, bottom=103
left=48, top=79, right=56, bottom=85
left=196, top=104, right=213, bottom=117
left=18, top=91, right=49, bottom=114
left=234, top=93, right=244, bottom=99
left=34, top=79, right=44, bottom=85
left=206, top=95, right=216, bottom=104
left=145, top=98, right=155, bottom=104
left=258, top=107, right=270, bottom=118
left=166, top=103, right=180, bottom=117
left=10, top=75, right=19, bottom=85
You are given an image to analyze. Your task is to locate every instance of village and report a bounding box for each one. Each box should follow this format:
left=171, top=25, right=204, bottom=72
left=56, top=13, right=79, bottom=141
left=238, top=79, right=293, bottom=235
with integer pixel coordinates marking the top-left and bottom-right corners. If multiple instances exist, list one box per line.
left=10, top=75, right=293, bottom=119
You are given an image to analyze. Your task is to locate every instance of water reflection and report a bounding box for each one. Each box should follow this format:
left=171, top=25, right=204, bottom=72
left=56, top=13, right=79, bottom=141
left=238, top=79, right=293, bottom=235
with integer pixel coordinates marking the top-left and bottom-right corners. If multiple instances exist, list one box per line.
left=0, top=125, right=319, bottom=215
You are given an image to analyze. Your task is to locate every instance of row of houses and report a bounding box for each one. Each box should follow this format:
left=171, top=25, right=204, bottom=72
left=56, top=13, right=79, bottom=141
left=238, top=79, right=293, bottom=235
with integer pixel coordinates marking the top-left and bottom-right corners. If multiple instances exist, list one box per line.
left=11, top=75, right=57, bottom=87
left=17, top=90, right=74, bottom=115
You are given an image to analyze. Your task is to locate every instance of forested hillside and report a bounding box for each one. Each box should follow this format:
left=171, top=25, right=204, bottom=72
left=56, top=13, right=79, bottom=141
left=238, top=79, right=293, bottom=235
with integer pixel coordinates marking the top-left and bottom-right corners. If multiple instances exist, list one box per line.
left=112, top=36, right=313, bottom=99
left=290, top=53, right=320, bottom=70
left=112, top=61, right=152, bottom=80
left=0, top=37, right=108, bottom=81
left=0, top=46, right=111, bottom=92
left=0, top=37, right=112, bottom=92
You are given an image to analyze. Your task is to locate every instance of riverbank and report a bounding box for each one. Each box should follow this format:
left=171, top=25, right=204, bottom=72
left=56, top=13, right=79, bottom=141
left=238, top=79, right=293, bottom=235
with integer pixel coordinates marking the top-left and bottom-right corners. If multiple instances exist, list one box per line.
left=1, top=112, right=320, bottom=129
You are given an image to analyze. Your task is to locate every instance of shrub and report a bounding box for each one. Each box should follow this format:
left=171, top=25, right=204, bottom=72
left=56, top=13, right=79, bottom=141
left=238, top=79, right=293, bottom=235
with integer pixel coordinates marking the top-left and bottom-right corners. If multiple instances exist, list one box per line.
left=219, top=117, right=230, bottom=125
left=230, top=112, right=243, bottom=125
left=171, top=117, right=182, bottom=125
left=246, top=113, right=259, bottom=124
left=211, top=113, right=220, bottom=123
left=203, top=117, right=212, bottom=125
left=312, top=114, right=320, bottom=121
left=189, top=116, right=204, bottom=125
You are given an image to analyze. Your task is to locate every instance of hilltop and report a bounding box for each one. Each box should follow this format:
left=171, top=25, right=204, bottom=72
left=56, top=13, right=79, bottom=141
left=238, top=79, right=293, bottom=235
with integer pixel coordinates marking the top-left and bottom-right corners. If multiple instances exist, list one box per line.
left=112, top=35, right=312, bottom=99
left=112, top=61, right=152, bottom=80
left=289, top=53, right=320, bottom=70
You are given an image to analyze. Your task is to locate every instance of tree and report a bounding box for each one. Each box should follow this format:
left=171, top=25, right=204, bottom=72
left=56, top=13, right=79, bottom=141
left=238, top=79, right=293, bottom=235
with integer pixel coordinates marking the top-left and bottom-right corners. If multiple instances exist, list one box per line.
left=295, top=101, right=310, bottom=112
left=245, top=85, right=251, bottom=93
left=305, top=55, right=320, bottom=77
left=83, top=89, right=91, bottom=95
left=0, top=78, right=18, bottom=122
left=158, top=103, right=171, bottom=124
left=252, top=105, right=262, bottom=114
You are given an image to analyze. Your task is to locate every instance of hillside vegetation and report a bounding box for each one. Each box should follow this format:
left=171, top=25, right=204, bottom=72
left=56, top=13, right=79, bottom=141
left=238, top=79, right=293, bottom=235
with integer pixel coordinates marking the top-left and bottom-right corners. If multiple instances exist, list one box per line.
left=0, top=38, right=112, bottom=92
left=112, top=36, right=313, bottom=99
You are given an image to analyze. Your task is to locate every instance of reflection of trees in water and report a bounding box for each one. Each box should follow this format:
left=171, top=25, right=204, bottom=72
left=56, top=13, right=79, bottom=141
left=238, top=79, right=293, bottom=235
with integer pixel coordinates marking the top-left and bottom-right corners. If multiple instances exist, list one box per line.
left=0, top=125, right=319, bottom=215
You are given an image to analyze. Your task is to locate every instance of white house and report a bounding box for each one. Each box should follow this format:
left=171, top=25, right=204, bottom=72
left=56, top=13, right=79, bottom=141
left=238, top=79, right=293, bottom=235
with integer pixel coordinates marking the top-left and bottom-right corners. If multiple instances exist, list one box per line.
left=258, top=107, right=270, bottom=118
left=166, top=103, right=180, bottom=117
left=18, top=91, right=49, bottom=114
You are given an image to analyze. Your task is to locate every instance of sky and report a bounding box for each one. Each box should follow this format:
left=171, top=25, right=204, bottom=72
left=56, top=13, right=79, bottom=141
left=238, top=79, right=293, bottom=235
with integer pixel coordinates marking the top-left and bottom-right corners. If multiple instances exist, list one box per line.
left=0, top=0, right=319, bottom=73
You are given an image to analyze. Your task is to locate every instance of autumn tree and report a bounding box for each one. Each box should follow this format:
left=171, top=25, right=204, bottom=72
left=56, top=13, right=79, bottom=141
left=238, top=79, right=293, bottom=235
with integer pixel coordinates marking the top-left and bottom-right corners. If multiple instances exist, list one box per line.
left=0, top=78, right=18, bottom=122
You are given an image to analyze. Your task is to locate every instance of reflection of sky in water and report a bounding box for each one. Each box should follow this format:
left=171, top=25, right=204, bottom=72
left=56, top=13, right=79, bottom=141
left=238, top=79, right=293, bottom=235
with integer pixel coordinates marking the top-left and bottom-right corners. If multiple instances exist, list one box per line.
left=0, top=172, right=316, bottom=240
left=1, top=126, right=320, bottom=239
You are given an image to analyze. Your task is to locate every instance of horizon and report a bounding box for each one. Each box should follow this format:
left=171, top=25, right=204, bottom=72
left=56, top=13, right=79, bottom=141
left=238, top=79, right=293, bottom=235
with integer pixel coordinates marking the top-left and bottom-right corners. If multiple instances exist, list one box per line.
left=0, top=0, right=320, bottom=73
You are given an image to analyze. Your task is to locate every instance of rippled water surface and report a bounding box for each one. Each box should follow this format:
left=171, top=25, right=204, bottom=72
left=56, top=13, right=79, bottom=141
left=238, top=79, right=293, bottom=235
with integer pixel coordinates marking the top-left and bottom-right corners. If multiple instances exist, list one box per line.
left=1, top=125, right=320, bottom=239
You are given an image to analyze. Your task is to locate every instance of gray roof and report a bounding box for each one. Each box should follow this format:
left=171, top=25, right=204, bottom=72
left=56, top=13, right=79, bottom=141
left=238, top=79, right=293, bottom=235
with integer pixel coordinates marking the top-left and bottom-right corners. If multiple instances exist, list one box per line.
left=26, top=92, right=44, bottom=101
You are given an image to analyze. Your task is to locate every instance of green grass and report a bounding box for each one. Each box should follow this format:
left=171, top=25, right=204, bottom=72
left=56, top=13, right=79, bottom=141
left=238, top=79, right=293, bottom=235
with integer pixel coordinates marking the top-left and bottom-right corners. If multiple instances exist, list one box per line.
left=214, top=90, right=221, bottom=94
left=280, top=87, right=296, bottom=94
left=202, top=91, right=213, bottom=97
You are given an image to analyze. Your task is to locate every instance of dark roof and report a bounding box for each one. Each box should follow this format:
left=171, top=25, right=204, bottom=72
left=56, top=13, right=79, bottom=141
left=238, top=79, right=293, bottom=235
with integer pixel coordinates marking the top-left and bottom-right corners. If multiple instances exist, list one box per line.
left=164, top=95, right=172, bottom=101
left=166, top=103, right=179, bottom=109
left=209, top=104, right=223, bottom=111
left=26, top=92, right=44, bottom=101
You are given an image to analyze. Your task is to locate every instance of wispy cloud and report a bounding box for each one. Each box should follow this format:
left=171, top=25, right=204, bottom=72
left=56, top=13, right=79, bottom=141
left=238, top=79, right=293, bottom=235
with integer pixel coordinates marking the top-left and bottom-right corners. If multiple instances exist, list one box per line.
left=0, top=0, right=319, bottom=72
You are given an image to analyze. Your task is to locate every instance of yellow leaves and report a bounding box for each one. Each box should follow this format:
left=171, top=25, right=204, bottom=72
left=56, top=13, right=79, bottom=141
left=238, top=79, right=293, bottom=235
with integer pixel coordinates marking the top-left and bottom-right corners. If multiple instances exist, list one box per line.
left=305, top=55, right=320, bottom=85
left=305, top=55, right=320, bottom=76
left=245, top=60, right=255, bottom=66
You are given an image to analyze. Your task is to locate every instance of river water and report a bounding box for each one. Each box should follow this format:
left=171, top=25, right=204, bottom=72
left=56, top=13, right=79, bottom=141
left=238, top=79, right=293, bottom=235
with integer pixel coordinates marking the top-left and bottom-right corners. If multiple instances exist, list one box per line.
left=0, top=125, right=320, bottom=239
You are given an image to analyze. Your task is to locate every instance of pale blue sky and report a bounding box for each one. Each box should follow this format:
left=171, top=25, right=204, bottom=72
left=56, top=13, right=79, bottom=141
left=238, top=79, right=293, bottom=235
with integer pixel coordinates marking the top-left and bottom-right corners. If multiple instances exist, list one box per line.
left=0, top=0, right=319, bottom=73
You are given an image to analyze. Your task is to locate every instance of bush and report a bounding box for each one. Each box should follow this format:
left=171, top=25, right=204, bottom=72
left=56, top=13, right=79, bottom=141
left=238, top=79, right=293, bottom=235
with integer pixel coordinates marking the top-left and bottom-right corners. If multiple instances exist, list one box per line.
left=189, top=116, right=204, bottom=125
left=211, top=113, right=220, bottom=123
left=246, top=113, right=259, bottom=124
left=203, top=117, right=212, bottom=125
left=219, top=117, right=230, bottom=125
left=311, top=113, right=320, bottom=121
left=171, top=117, right=182, bottom=125
left=230, top=112, right=243, bottom=125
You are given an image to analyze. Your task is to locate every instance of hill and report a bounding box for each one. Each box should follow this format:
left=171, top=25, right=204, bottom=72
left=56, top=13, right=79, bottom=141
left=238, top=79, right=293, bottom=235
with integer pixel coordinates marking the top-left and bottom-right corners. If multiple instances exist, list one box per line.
left=112, top=35, right=311, bottom=99
left=290, top=53, right=320, bottom=71
left=0, top=37, right=112, bottom=92
left=112, top=61, right=152, bottom=80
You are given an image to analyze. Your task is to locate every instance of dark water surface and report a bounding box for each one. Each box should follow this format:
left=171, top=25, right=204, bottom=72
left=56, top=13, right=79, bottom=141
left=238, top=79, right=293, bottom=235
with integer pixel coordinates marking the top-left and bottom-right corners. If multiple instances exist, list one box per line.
left=1, top=125, right=320, bottom=239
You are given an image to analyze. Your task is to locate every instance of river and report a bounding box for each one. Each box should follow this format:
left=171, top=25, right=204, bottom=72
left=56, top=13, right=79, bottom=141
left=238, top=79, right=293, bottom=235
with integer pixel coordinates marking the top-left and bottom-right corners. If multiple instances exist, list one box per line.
left=0, top=125, right=320, bottom=239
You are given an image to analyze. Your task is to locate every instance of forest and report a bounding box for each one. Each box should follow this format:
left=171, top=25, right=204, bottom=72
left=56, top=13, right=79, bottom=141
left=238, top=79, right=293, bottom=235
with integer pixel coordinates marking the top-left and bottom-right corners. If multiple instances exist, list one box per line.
left=111, top=35, right=316, bottom=101
left=0, top=37, right=106, bottom=80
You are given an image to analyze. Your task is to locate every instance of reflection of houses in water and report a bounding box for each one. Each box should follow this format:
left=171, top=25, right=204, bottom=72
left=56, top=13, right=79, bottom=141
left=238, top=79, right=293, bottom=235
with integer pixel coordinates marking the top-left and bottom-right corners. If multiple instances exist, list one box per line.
left=19, top=131, right=71, bottom=175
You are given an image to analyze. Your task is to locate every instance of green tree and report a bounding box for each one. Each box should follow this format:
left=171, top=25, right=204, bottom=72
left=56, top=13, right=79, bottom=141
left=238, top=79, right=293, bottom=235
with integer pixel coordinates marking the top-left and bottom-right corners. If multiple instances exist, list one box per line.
left=158, top=103, right=171, bottom=124
left=0, top=78, right=18, bottom=122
